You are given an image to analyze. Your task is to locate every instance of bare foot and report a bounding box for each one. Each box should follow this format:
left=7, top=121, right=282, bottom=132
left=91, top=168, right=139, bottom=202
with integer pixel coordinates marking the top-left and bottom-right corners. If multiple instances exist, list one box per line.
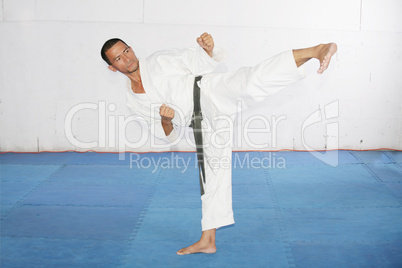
left=176, top=240, right=217, bottom=255
left=316, top=43, right=337, bottom=74
left=177, top=229, right=217, bottom=255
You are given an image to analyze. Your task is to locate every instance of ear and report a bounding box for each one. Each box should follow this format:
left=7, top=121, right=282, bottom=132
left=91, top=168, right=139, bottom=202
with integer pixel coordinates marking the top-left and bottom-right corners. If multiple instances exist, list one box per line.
left=108, top=65, right=117, bottom=72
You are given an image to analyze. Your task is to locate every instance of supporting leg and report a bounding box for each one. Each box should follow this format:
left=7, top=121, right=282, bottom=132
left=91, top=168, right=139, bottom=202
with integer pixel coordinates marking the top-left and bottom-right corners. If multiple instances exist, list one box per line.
left=293, top=43, right=337, bottom=74
left=177, top=228, right=217, bottom=255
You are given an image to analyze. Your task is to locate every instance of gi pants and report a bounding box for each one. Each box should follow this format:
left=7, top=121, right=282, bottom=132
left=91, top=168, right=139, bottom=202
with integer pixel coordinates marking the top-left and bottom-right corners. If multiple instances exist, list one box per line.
left=199, top=50, right=306, bottom=231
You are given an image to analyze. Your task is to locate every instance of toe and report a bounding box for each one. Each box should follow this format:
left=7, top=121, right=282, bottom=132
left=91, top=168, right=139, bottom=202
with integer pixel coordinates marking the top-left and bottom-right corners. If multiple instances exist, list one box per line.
left=317, top=66, right=324, bottom=74
left=177, top=247, right=191, bottom=255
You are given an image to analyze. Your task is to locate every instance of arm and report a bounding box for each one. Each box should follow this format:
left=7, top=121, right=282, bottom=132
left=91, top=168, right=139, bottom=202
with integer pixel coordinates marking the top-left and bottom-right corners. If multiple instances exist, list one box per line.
left=143, top=32, right=223, bottom=77
left=159, top=104, right=175, bottom=136
left=196, top=32, right=214, bottom=58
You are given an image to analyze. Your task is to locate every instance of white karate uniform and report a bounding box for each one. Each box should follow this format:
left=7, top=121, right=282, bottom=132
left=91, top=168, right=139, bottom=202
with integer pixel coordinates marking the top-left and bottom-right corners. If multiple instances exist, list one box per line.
left=126, top=46, right=305, bottom=231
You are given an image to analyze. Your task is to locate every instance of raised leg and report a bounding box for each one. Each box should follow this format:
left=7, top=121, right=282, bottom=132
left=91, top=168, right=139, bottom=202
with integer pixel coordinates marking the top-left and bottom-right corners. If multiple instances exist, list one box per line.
left=293, top=43, right=337, bottom=74
left=177, top=229, right=217, bottom=255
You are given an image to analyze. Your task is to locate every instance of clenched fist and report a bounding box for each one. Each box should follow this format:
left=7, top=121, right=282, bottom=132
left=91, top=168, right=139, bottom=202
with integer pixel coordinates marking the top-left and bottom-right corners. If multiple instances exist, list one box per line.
left=197, top=32, right=214, bottom=57
left=160, top=104, right=175, bottom=122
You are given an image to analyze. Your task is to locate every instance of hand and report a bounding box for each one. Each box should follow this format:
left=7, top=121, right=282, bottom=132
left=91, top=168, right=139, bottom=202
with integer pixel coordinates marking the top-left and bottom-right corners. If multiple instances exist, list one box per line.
left=197, top=32, right=214, bottom=57
left=160, top=104, right=175, bottom=123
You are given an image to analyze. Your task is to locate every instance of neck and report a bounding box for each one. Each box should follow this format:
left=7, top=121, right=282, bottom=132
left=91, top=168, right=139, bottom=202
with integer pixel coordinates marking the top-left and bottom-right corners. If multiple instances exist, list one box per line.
left=126, top=67, right=141, bottom=83
left=127, top=68, right=145, bottom=94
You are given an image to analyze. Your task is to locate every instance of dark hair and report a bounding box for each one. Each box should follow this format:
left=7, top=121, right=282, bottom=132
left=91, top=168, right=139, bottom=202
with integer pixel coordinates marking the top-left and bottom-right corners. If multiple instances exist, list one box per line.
left=101, top=38, right=128, bottom=65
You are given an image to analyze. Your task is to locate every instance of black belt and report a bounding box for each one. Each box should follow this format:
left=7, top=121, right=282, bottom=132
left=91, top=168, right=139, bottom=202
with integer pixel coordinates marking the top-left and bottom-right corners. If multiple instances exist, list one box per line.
left=190, top=76, right=206, bottom=196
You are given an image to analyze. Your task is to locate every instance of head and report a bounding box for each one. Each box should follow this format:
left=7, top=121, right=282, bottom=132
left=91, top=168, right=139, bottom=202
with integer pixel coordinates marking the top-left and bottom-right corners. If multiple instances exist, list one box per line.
left=101, top=38, right=139, bottom=74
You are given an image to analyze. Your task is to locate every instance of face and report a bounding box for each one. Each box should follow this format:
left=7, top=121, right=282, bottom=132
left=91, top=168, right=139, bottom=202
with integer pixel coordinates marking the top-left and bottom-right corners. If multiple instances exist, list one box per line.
left=105, top=41, right=139, bottom=74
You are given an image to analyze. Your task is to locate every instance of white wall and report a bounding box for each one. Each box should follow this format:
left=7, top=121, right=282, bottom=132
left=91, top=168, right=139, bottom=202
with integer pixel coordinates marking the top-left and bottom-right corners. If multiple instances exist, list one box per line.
left=0, top=0, right=401, bottom=152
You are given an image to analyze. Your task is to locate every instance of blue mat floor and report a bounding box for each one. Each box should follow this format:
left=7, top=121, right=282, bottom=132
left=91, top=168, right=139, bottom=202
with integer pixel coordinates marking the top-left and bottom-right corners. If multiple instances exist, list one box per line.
left=0, top=150, right=401, bottom=267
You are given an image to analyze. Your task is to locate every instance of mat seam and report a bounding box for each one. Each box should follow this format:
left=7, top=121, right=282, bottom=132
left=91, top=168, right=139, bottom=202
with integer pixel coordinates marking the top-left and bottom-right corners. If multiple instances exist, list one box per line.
left=0, top=235, right=132, bottom=241
left=349, top=151, right=384, bottom=183
left=119, top=166, right=164, bottom=267
left=0, top=164, right=67, bottom=221
left=261, top=152, right=296, bottom=268
left=384, top=151, right=402, bottom=171
left=4, top=235, right=395, bottom=244
left=17, top=204, right=148, bottom=208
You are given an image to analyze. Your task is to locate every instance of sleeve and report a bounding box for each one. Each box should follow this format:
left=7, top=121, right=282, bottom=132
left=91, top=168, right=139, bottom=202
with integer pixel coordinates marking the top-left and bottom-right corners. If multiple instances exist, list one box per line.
left=166, top=127, right=179, bottom=143
left=126, top=97, right=179, bottom=145
left=182, top=46, right=226, bottom=75
left=147, top=46, right=226, bottom=76
left=148, top=119, right=180, bottom=145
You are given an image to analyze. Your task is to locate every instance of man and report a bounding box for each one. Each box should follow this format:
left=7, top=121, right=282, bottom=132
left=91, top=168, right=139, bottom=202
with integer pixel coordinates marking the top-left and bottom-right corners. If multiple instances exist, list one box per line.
left=101, top=33, right=337, bottom=255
